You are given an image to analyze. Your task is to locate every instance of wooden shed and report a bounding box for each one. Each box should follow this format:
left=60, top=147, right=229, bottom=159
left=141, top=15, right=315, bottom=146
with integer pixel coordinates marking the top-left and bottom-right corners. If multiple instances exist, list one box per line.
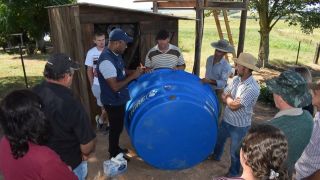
left=47, top=3, right=191, bottom=122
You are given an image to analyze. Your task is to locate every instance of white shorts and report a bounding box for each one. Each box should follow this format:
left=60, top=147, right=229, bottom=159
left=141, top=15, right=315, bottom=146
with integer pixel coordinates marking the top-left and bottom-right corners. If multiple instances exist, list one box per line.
left=91, top=84, right=102, bottom=107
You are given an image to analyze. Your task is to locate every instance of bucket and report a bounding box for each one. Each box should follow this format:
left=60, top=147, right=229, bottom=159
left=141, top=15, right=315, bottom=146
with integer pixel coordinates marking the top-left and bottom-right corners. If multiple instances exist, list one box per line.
left=125, top=69, right=219, bottom=170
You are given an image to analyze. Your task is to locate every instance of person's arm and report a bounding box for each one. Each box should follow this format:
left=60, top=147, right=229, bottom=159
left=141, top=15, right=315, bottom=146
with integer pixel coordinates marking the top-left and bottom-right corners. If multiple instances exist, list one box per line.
left=106, top=68, right=142, bottom=92
left=305, top=169, right=320, bottom=180
left=201, top=78, right=217, bottom=86
left=176, top=48, right=186, bottom=70
left=80, top=137, right=97, bottom=156
left=215, top=65, right=232, bottom=89
left=222, top=93, right=241, bottom=111
left=86, top=67, right=94, bottom=86
left=175, top=64, right=186, bottom=70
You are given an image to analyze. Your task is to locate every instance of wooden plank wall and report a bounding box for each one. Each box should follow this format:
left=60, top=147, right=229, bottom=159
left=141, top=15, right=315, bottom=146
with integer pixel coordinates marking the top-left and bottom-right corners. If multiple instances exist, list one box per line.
left=48, top=4, right=182, bottom=121
left=48, top=6, right=92, bottom=120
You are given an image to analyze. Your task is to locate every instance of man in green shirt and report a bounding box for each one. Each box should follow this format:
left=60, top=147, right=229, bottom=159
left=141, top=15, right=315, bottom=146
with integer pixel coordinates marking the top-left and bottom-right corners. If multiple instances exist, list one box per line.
left=266, top=70, right=313, bottom=174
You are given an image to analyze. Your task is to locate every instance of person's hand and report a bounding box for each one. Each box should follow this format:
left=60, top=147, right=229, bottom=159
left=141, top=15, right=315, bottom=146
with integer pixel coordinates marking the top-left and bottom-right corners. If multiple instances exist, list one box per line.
left=93, top=69, right=98, bottom=77
left=221, top=93, right=231, bottom=103
left=82, top=154, right=89, bottom=161
left=201, top=78, right=211, bottom=84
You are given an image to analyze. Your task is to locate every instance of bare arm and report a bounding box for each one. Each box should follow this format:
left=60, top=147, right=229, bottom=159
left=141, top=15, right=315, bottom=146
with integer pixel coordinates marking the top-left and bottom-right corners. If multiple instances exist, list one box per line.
left=201, top=78, right=217, bottom=86
left=106, top=68, right=143, bottom=92
left=222, top=93, right=241, bottom=111
left=86, top=67, right=94, bottom=87
left=80, top=137, right=97, bottom=156
left=175, top=64, right=186, bottom=70
left=305, top=169, right=320, bottom=180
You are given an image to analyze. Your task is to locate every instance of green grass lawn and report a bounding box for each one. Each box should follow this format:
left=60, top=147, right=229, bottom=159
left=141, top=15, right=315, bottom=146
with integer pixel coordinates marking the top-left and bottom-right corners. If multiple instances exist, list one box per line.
left=0, top=15, right=319, bottom=99
left=179, top=16, right=320, bottom=74
left=0, top=52, right=46, bottom=99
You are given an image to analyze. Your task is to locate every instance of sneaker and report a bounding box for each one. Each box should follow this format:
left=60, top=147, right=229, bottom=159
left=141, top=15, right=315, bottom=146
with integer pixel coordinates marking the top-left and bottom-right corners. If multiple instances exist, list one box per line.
left=95, top=115, right=103, bottom=130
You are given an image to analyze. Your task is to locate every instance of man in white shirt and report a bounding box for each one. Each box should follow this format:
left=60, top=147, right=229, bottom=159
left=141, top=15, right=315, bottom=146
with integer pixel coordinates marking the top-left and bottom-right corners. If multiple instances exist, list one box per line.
left=85, top=32, right=108, bottom=131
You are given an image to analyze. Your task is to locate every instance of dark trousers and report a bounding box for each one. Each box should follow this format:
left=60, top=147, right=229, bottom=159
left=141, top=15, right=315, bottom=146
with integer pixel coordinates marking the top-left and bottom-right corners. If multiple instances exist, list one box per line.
left=104, top=104, right=125, bottom=158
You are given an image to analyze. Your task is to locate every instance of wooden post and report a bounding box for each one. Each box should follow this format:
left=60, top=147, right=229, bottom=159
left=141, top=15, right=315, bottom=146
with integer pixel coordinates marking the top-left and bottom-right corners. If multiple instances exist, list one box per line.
left=295, top=41, right=301, bottom=65
left=223, top=10, right=236, bottom=58
left=193, top=0, right=204, bottom=76
left=314, top=43, right=320, bottom=64
left=153, top=2, right=158, bottom=13
left=237, top=2, right=247, bottom=57
left=19, top=44, right=29, bottom=88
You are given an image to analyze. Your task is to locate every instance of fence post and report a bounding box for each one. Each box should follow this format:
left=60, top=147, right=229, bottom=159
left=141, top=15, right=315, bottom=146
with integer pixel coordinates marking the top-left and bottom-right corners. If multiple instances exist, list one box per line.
left=296, top=41, right=301, bottom=65
left=314, top=43, right=320, bottom=64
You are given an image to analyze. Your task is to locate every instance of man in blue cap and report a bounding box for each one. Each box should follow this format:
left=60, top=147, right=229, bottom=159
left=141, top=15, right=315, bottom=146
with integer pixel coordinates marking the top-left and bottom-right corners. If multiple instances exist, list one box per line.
left=97, top=28, right=143, bottom=159
left=266, top=70, right=313, bottom=174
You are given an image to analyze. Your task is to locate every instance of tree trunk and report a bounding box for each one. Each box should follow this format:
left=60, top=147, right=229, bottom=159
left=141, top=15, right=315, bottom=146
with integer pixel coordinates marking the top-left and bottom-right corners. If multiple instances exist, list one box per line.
left=258, top=30, right=270, bottom=67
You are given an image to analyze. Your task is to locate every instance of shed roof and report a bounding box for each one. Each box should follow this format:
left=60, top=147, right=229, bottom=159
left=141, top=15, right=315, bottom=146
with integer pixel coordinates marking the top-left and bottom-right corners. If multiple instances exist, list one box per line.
left=46, top=2, right=194, bottom=20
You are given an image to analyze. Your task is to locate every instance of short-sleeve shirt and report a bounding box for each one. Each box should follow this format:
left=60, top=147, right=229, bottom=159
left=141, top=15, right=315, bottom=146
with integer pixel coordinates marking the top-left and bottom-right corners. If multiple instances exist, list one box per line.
left=85, top=47, right=103, bottom=85
left=223, top=75, right=260, bottom=127
left=33, top=81, right=96, bottom=169
left=145, top=44, right=185, bottom=69
left=0, top=137, right=77, bottom=180
left=205, top=56, right=232, bottom=90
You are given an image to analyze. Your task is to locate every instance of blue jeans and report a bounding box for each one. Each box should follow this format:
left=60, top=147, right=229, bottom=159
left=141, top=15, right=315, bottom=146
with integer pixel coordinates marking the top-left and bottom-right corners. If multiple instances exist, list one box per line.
left=73, top=161, right=88, bottom=180
left=213, top=120, right=250, bottom=176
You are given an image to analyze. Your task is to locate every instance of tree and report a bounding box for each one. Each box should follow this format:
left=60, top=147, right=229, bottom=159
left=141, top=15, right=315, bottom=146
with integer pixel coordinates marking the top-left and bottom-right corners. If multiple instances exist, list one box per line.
left=249, top=0, right=320, bottom=67
left=0, top=0, right=75, bottom=53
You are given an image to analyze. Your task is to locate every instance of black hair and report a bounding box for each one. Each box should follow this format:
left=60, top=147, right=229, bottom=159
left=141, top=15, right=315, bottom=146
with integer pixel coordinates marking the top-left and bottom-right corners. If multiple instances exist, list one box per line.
left=0, top=89, right=49, bottom=159
left=156, top=29, right=170, bottom=40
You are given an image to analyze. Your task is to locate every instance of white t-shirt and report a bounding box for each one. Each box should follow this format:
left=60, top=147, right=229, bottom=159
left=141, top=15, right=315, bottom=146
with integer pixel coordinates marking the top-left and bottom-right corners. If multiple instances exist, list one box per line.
left=85, top=47, right=103, bottom=85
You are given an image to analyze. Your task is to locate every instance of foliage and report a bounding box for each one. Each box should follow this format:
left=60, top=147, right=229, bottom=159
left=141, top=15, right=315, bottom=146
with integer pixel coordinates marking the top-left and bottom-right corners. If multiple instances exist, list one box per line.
left=248, top=0, right=320, bottom=66
left=0, top=0, right=75, bottom=49
left=258, top=83, right=275, bottom=106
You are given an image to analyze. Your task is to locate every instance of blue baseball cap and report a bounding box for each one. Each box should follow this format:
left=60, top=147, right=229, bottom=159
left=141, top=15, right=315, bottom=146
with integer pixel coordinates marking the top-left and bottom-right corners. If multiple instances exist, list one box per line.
left=109, top=28, right=133, bottom=43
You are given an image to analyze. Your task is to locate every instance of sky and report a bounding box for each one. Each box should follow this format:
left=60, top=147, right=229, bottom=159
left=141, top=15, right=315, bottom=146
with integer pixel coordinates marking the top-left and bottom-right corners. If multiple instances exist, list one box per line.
left=77, top=0, right=152, bottom=10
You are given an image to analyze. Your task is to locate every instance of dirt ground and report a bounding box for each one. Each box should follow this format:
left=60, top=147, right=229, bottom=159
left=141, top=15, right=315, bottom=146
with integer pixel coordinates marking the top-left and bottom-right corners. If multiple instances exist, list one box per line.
left=87, top=63, right=320, bottom=180
left=1, top=63, right=319, bottom=180
left=86, top=101, right=277, bottom=180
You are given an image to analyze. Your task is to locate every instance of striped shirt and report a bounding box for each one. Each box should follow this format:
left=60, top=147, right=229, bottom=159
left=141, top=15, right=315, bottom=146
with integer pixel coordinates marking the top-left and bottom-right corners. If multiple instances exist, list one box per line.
left=205, top=56, right=232, bottom=90
left=295, top=112, right=320, bottom=179
left=145, top=44, right=185, bottom=69
left=223, top=75, right=260, bottom=127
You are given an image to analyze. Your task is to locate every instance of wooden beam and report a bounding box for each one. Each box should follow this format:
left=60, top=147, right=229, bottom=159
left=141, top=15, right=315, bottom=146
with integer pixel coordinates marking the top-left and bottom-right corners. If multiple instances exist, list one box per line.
left=237, top=9, right=247, bottom=57
left=157, top=1, right=195, bottom=8
left=193, top=0, right=204, bottom=76
left=153, top=2, right=158, bottom=12
left=203, top=2, right=247, bottom=10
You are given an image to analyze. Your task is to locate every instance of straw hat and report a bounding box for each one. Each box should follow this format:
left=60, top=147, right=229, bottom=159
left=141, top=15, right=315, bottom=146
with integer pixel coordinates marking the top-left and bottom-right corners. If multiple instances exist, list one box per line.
left=210, top=39, right=235, bottom=53
left=233, top=53, right=259, bottom=71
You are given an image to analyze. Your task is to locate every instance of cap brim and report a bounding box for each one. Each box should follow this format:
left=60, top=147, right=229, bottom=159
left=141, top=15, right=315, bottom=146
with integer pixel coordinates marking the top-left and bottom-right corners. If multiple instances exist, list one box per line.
left=125, top=36, right=133, bottom=43
left=210, top=42, right=234, bottom=53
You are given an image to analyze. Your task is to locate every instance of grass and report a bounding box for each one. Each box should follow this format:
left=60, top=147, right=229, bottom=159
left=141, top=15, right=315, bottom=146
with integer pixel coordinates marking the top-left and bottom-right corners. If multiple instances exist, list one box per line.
left=178, top=15, right=320, bottom=75
left=0, top=14, right=319, bottom=98
left=0, top=52, right=46, bottom=99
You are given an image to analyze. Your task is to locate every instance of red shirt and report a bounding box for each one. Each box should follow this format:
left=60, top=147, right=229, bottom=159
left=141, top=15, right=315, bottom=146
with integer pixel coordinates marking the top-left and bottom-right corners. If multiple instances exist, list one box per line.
left=0, top=137, right=77, bottom=180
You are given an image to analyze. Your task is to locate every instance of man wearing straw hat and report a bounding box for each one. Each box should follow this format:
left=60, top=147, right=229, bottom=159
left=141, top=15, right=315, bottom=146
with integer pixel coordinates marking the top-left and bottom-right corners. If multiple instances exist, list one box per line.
left=202, top=39, right=234, bottom=123
left=211, top=53, right=260, bottom=177
left=266, top=70, right=313, bottom=174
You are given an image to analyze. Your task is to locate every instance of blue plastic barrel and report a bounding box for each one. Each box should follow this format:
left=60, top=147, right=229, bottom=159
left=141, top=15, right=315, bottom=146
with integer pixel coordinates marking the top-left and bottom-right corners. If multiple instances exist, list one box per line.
left=125, top=69, right=219, bottom=170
